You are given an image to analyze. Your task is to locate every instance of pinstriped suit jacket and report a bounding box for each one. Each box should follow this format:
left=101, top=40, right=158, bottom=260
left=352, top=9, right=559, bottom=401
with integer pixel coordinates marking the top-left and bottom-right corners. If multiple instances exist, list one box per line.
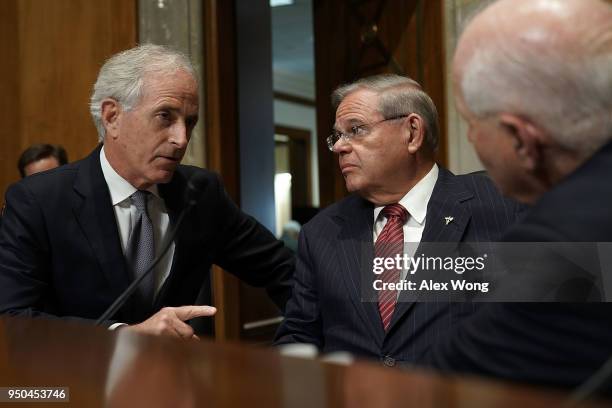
left=420, top=141, right=612, bottom=389
left=275, top=167, right=524, bottom=364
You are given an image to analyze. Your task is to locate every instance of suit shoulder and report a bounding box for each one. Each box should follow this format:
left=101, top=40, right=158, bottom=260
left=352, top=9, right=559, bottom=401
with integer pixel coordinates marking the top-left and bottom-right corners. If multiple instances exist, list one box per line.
left=9, top=162, right=79, bottom=197
left=444, top=171, right=528, bottom=234
left=455, top=171, right=501, bottom=196
left=302, top=194, right=364, bottom=230
left=456, top=171, right=524, bottom=209
left=504, top=152, right=612, bottom=242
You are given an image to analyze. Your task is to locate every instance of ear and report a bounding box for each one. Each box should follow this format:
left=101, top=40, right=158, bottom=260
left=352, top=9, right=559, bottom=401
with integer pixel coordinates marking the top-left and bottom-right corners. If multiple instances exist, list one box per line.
left=404, top=113, right=426, bottom=154
left=100, top=98, right=122, bottom=140
left=498, top=113, right=547, bottom=171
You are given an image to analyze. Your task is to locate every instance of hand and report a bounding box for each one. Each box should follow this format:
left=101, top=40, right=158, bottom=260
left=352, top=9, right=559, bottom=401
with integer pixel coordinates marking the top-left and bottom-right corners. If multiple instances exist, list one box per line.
left=124, top=305, right=216, bottom=339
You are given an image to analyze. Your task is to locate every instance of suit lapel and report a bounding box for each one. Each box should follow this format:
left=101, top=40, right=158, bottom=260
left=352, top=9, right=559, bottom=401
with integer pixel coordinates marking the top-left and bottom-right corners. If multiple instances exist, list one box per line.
left=335, top=196, right=386, bottom=347
left=388, top=167, right=474, bottom=333
left=419, top=168, right=472, bottom=244
left=72, top=146, right=131, bottom=301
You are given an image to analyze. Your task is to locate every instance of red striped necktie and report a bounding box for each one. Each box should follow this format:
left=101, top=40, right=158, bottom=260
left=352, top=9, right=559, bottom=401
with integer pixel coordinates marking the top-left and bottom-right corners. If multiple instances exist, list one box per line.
left=375, top=203, right=408, bottom=331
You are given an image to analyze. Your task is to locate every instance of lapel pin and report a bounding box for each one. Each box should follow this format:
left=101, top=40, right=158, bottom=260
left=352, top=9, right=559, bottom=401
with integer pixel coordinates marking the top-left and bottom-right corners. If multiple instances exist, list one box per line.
left=444, top=216, right=454, bottom=225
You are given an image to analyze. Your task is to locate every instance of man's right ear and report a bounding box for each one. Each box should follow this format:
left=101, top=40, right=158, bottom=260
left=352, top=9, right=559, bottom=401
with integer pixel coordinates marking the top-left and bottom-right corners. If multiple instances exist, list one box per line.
left=100, top=99, right=121, bottom=139
left=498, top=113, right=545, bottom=173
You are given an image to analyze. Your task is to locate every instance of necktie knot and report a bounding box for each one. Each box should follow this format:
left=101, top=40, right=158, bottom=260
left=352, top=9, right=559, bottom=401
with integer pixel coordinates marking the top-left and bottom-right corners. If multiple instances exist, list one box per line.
left=382, top=203, right=408, bottom=224
left=131, top=190, right=151, bottom=214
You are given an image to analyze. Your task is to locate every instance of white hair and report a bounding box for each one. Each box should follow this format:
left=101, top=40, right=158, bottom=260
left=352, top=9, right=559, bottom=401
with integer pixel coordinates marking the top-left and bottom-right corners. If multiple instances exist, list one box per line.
left=90, top=44, right=196, bottom=142
left=460, top=1, right=612, bottom=155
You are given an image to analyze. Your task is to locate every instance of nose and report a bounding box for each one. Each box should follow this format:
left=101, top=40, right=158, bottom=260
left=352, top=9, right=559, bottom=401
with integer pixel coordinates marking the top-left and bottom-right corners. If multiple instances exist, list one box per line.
left=169, top=122, right=190, bottom=150
left=333, top=137, right=352, bottom=154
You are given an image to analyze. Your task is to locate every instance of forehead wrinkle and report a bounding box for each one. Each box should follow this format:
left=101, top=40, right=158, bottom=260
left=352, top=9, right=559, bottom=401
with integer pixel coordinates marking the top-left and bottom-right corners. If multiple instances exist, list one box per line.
left=337, top=101, right=375, bottom=116
left=335, top=90, right=381, bottom=124
left=151, top=97, right=197, bottom=111
left=147, top=86, right=198, bottom=102
left=143, top=82, right=199, bottom=116
left=334, top=114, right=370, bottom=130
left=333, top=117, right=368, bottom=132
left=141, top=70, right=198, bottom=98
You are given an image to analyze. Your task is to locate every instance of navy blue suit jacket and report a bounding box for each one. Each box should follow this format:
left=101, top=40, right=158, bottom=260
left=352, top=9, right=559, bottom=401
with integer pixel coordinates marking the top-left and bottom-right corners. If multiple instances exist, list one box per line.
left=275, top=168, right=523, bottom=364
left=0, top=146, right=294, bottom=327
left=420, top=141, right=612, bottom=389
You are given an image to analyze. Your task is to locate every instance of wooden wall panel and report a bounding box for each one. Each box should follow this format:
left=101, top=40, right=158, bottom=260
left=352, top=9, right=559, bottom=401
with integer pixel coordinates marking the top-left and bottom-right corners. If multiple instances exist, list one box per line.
left=0, top=1, right=22, bottom=199
left=313, top=0, right=350, bottom=208
left=420, top=0, right=447, bottom=168
left=204, top=0, right=289, bottom=343
left=0, top=0, right=136, bottom=200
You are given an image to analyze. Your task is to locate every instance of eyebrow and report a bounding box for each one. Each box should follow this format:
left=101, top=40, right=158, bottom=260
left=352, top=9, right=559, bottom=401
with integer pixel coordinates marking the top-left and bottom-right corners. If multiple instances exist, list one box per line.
left=333, top=117, right=366, bottom=130
left=345, top=117, right=365, bottom=124
left=154, top=105, right=198, bottom=120
left=154, top=104, right=181, bottom=113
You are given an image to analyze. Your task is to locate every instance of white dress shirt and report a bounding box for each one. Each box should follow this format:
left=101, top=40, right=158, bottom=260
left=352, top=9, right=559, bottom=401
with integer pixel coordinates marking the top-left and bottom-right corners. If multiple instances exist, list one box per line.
left=99, top=147, right=175, bottom=298
left=373, top=163, right=439, bottom=280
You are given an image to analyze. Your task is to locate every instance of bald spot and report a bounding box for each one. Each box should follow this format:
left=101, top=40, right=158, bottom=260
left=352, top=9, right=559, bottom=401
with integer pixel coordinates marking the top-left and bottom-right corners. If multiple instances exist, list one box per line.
left=454, top=0, right=612, bottom=83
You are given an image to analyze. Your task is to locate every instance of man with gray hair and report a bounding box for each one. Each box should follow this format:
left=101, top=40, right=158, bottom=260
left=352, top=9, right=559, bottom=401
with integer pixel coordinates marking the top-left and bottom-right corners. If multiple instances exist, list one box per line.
left=0, top=44, right=294, bottom=337
left=416, top=0, right=612, bottom=390
left=275, top=73, right=522, bottom=365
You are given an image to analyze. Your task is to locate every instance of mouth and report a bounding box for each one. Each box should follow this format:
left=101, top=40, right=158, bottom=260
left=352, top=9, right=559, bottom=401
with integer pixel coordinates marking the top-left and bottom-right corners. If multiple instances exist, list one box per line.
left=157, top=155, right=181, bottom=164
left=340, top=163, right=358, bottom=174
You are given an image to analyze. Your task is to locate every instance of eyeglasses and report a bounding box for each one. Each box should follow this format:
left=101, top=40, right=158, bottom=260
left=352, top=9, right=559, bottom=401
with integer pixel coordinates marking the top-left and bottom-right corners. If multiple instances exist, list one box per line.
left=326, top=114, right=408, bottom=152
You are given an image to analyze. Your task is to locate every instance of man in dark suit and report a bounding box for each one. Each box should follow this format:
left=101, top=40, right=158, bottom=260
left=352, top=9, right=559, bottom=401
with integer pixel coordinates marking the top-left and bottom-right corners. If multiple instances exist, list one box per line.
left=275, top=74, right=523, bottom=365
left=417, top=0, right=612, bottom=390
left=0, top=44, right=293, bottom=338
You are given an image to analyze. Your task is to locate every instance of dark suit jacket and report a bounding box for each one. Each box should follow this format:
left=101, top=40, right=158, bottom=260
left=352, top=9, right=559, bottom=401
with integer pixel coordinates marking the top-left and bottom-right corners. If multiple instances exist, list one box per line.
left=275, top=167, right=523, bottom=365
left=0, top=146, right=294, bottom=327
left=420, top=141, right=612, bottom=389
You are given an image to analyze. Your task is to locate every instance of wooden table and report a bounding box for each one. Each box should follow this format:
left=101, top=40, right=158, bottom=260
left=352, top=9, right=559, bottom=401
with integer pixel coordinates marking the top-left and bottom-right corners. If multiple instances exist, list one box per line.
left=0, top=317, right=607, bottom=407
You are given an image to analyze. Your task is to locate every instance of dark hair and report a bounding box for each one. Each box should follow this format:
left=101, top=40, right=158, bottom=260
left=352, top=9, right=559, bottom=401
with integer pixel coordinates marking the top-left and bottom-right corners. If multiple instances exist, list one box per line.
left=17, top=144, right=68, bottom=178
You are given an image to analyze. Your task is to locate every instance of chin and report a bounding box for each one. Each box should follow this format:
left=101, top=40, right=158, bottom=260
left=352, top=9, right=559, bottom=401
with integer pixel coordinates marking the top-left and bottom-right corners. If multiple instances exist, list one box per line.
left=343, top=173, right=364, bottom=193
left=151, top=169, right=176, bottom=185
left=344, top=180, right=360, bottom=193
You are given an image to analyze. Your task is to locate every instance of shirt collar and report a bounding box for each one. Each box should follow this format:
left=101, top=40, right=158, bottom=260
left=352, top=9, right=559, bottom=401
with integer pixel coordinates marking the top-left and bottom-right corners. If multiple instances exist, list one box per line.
left=373, top=163, right=439, bottom=225
left=100, top=146, right=160, bottom=205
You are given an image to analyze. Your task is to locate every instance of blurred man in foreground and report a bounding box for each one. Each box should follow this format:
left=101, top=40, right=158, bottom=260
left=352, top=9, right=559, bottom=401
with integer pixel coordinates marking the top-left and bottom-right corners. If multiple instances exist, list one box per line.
left=418, top=0, right=612, bottom=390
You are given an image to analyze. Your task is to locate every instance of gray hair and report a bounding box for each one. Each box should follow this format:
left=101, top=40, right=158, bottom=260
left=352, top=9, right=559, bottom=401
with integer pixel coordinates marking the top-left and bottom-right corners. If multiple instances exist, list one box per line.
left=460, top=1, right=612, bottom=156
left=332, top=74, right=440, bottom=150
left=90, top=44, right=197, bottom=142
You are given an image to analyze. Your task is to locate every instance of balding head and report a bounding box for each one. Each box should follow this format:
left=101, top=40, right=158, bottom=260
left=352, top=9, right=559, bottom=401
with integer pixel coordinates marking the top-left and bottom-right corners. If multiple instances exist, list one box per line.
left=455, top=0, right=612, bottom=154
left=452, top=0, right=612, bottom=202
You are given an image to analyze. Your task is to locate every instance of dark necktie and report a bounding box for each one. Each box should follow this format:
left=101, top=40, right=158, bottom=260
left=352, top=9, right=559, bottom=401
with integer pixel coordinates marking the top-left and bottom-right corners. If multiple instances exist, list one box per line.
left=375, top=203, right=408, bottom=331
left=125, top=190, right=156, bottom=305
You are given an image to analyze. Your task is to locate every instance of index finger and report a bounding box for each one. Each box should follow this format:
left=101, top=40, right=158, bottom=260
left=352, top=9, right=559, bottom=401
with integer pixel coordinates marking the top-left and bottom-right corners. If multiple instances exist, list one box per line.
left=174, top=305, right=217, bottom=321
